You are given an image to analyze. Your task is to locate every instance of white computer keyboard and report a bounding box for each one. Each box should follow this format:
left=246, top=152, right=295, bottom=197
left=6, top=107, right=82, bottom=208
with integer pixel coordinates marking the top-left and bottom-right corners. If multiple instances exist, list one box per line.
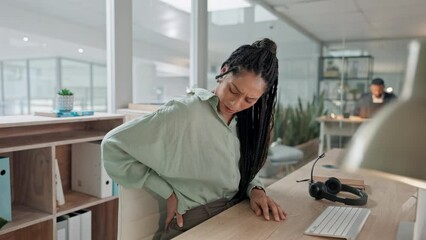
left=304, top=206, right=371, bottom=240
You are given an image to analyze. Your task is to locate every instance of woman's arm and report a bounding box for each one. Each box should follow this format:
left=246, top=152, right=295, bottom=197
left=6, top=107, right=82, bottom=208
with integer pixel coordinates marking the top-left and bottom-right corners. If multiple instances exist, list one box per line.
left=101, top=109, right=176, bottom=199
left=102, top=134, right=174, bottom=199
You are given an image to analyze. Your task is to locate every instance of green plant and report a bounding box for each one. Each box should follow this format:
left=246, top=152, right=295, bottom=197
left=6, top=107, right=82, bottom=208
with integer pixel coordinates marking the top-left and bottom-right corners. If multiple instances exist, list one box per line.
left=0, top=217, right=8, bottom=229
left=57, top=88, right=73, bottom=96
left=274, top=92, right=327, bottom=146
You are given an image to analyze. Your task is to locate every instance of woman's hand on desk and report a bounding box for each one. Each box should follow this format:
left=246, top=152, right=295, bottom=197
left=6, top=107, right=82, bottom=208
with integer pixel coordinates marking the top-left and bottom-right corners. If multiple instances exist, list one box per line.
left=165, top=192, right=183, bottom=229
left=250, top=188, right=287, bottom=222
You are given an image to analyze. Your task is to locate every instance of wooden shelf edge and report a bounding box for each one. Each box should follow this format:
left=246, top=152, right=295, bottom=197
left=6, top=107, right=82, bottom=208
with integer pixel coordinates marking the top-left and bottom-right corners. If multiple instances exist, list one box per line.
left=0, top=132, right=106, bottom=154
left=0, top=205, right=53, bottom=235
left=56, top=191, right=118, bottom=217
left=0, top=113, right=123, bottom=129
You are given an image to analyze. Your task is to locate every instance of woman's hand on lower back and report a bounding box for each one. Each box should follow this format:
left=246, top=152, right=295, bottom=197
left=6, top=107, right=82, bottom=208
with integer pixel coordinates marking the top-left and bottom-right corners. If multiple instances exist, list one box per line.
left=165, top=192, right=184, bottom=229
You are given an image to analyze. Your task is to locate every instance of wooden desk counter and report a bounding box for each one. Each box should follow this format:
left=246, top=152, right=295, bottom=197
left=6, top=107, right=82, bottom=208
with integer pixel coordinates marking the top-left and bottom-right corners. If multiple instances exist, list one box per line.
left=175, top=149, right=417, bottom=240
left=317, top=115, right=366, bottom=123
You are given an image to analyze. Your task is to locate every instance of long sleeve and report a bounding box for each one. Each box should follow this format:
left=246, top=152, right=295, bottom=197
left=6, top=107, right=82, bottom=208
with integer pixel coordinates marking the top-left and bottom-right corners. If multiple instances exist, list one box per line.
left=101, top=110, right=174, bottom=199
left=101, top=89, right=244, bottom=213
left=246, top=174, right=265, bottom=198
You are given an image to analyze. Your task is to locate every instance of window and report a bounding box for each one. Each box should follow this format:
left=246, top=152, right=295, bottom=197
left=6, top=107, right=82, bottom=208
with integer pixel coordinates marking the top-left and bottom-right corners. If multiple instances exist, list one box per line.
left=0, top=1, right=107, bottom=115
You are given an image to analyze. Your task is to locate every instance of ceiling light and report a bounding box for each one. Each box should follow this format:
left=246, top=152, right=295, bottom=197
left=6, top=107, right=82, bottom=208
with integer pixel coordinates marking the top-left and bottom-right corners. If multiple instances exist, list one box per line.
left=78, top=48, right=84, bottom=53
left=329, top=50, right=365, bottom=57
left=159, top=0, right=251, bottom=13
left=254, top=5, right=277, bottom=22
left=22, top=37, right=29, bottom=42
left=209, top=0, right=250, bottom=12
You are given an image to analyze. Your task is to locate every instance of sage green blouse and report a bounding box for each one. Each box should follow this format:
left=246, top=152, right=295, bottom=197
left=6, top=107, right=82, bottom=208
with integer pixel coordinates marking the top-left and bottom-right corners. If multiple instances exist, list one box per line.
left=101, top=88, right=263, bottom=214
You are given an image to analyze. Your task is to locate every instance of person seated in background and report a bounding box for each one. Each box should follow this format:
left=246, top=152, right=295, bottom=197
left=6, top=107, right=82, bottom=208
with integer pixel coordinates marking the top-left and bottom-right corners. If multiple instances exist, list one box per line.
left=353, top=78, right=397, bottom=118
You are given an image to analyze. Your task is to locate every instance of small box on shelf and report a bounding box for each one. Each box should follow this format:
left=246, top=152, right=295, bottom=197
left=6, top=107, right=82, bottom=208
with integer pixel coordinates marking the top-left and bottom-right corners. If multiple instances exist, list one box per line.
left=0, top=156, right=12, bottom=222
left=34, top=110, right=94, bottom=118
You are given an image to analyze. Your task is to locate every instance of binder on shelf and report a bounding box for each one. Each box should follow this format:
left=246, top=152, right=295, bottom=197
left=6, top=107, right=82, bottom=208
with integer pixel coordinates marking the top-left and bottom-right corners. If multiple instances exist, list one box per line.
left=55, top=159, right=66, bottom=205
left=112, top=180, right=120, bottom=196
left=72, top=142, right=112, bottom=198
left=56, top=216, right=68, bottom=240
left=67, top=213, right=81, bottom=240
left=0, top=156, right=12, bottom=222
left=75, top=209, right=92, bottom=240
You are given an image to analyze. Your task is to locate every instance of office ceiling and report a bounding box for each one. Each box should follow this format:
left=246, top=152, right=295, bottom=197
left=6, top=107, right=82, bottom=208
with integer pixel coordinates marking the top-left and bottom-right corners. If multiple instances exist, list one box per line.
left=262, top=0, right=426, bottom=43
left=4, top=0, right=426, bottom=44
left=1, top=0, right=425, bottom=69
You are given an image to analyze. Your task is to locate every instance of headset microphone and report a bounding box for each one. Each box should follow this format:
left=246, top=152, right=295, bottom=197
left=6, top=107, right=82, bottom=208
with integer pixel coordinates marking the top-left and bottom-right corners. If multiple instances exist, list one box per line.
left=310, top=153, right=325, bottom=184
left=308, top=153, right=368, bottom=206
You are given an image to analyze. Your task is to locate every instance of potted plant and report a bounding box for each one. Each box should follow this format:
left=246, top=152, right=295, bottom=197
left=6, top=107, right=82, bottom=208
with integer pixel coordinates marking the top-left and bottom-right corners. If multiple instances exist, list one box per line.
left=273, top=92, right=327, bottom=166
left=56, top=88, right=74, bottom=112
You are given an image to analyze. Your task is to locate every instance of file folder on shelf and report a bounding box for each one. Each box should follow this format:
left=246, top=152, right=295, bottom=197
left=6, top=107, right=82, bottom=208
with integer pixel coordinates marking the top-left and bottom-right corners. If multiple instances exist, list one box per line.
left=67, top=212, right=81, bottom=240
left=72, top=142, right=112, bottom=198
left=56, top=216, right=68, bottom=240
left=0, top=156, right=12, bottom=222
left=112, top=180, right=120, bottom=196
left=75, top=209, right=92, bottom=240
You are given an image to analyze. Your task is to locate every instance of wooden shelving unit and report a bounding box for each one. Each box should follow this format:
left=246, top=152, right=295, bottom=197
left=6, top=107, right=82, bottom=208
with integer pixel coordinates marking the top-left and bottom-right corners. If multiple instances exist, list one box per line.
left=318, top=56, right=374, bottom=113
left=0, top=113, right=124, bottom=240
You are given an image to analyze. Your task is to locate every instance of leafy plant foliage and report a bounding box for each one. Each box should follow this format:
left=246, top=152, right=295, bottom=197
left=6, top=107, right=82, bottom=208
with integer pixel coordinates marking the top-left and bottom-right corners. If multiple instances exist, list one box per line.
left=274, top=92, right=327, bottom=146
left=57, top=88, right=74, bottom=96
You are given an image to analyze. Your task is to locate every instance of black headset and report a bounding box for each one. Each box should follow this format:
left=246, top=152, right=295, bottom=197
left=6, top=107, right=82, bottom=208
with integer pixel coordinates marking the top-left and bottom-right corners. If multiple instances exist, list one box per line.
left=308, top=153, right=368, bottom=206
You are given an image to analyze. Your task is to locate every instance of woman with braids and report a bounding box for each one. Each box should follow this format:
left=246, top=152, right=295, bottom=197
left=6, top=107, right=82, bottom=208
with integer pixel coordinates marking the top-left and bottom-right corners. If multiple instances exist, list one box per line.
left=102, top=38, right=286, bottom=239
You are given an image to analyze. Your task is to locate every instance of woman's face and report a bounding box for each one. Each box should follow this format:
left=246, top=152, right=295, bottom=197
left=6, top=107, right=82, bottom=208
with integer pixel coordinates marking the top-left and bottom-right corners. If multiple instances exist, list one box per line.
left=215, top=66, right=266, bottom=121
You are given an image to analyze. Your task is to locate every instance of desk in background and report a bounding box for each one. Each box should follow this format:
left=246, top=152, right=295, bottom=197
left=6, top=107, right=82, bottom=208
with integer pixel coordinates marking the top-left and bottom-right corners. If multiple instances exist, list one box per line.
left=317, top=116, right=368, bottom=154
left=175, top=149, right=416, bottom=240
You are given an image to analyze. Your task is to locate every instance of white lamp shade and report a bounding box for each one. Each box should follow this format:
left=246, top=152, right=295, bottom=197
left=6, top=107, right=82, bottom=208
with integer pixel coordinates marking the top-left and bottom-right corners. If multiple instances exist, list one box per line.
left=341, top=99, right=426, bottom=189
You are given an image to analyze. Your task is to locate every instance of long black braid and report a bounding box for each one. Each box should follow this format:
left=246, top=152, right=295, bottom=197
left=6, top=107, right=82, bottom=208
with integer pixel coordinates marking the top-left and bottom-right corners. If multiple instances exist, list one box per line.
left=219, top=38, right=279, bottom=202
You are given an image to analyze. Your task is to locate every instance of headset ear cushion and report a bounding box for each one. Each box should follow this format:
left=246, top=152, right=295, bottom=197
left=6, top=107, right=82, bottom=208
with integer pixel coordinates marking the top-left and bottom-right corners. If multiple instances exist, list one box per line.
left=325, top=177, right=342, bottom=195
left=309, top=182, right=324, bottom=200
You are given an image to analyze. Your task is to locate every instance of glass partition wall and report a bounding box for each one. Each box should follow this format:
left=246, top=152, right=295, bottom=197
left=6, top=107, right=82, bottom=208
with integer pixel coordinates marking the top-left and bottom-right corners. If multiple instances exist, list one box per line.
left=1, top=0, right=413, bottom=150
left=131, top=1, right=320, bottom=106
left=131, top=0, right=190, bottom=104
left=1, top=0, right=320, bottom=116
left=0, top=0, right=107, bottom=116
left=207, top=3, right=320, bottom=106
left=0, top=57, right=106, bottom=115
